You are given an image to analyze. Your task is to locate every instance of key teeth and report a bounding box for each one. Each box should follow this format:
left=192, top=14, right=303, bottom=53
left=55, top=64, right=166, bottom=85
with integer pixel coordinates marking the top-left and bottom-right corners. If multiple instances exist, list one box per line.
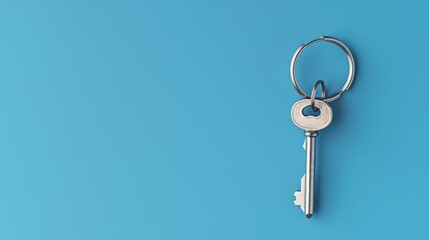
left=294, top=191, right=302, bottom=204
left=294, top=191, right=304, bottom=211
left=294, top=175, right=306, bottom=212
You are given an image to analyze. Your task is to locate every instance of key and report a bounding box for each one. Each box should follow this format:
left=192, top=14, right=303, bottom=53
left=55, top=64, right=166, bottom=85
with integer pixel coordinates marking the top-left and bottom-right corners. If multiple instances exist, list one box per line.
left=291, top=98, right=333, bottom=218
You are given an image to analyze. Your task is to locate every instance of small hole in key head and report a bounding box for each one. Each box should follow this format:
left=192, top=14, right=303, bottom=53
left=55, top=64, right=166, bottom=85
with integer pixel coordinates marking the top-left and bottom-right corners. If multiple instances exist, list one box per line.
left=302, top=105, right=321, bottom=117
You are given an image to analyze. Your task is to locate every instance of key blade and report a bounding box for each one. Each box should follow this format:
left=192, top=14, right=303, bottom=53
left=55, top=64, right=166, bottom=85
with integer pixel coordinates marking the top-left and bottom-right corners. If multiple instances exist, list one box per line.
left=294, top=175, right=305, bottom=212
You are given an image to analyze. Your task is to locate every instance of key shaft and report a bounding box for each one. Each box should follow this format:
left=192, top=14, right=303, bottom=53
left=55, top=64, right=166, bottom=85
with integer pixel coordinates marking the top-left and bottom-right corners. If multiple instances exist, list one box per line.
left=304, top=131, right=318, bottom=218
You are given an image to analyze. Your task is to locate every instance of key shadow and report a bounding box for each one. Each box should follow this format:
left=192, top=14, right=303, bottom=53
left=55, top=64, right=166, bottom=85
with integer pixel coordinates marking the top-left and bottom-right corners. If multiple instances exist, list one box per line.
left=314, top=40, right=361, bottom=217
left=314, top=99, right=347, bottom=216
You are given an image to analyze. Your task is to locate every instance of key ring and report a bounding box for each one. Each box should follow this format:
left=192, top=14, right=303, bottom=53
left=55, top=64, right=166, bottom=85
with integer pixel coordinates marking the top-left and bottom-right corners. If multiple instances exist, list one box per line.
left=290, top=36, right=355, bottom=102
left=310, top=80, right=326, bottom=111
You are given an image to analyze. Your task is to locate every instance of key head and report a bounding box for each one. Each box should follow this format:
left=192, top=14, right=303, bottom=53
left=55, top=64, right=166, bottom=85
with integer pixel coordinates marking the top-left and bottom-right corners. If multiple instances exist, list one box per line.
left=291, top=99, right=333, bottom=132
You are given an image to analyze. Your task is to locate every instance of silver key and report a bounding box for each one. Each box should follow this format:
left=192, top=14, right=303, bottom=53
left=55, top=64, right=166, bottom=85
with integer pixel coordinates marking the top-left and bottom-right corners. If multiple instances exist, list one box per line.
left=291, top=99, right=333, bottom=218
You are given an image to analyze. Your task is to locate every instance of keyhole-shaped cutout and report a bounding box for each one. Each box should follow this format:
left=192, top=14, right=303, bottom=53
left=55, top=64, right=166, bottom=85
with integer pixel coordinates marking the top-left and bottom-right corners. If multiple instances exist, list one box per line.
left=302, top=105, right=321, bottom=117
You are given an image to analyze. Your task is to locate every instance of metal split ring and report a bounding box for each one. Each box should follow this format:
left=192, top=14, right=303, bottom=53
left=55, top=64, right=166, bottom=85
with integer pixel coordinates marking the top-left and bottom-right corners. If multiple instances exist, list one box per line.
left=290, top=36, right=355, bottom=103
left=310, top=80, right=326, bottom=111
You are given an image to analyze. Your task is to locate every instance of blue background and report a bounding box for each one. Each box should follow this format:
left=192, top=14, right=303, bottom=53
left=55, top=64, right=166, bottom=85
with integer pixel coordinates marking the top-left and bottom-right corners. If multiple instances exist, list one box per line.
left=1, top=0, right=428, bottom=239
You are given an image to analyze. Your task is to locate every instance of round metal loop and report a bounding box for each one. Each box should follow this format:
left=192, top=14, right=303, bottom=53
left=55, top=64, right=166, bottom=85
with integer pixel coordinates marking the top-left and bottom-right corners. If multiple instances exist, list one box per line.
left=290, top=36, right=355, bottom=102
left=310, top=80, right=326, bottom=111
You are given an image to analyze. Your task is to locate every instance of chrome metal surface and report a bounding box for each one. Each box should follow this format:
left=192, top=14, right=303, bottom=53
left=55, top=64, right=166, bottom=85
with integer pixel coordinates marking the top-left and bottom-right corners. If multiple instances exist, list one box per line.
left=310, top=80, right=326, bottom=111
left=290, top=36, right=355, bottom=102
left=291, top=99, right=333, bottom=218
